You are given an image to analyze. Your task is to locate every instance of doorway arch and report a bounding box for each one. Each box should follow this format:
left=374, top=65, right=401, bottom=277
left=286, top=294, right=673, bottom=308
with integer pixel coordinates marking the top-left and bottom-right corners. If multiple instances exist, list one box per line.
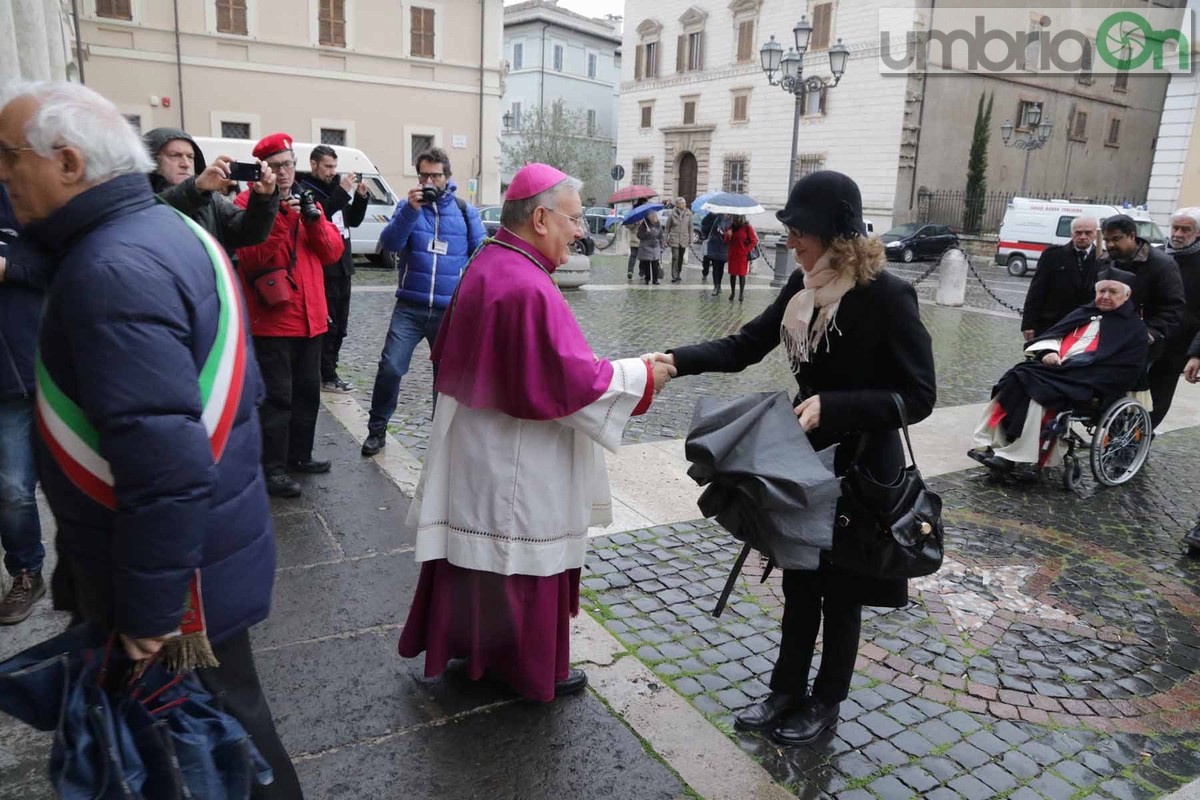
left=677, top=151, right=698, bottom=202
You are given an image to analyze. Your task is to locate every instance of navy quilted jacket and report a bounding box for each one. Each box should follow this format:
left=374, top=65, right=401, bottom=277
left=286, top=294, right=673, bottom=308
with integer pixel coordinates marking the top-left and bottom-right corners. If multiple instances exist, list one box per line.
left=14, top=174, right=274, bottom=643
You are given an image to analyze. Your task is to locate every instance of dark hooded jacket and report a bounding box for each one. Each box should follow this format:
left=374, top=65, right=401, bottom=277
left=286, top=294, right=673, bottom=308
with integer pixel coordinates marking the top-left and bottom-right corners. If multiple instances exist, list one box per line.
left=993, top=300, right=1149, bottom=441
left=144, top=127, right=279, bottom=256
left=296, top=172, right=367, bottom=278
left=0, top=185, right=41, bottom=401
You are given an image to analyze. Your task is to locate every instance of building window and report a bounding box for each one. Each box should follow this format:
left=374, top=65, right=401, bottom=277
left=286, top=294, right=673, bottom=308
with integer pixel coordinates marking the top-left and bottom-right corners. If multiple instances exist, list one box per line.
left=636, top=40, right=660, bottom=80
left=678, top=31, right=705, bottom=72
left=513, top=42, right=523, bottom=70
left=1016, top=100, right=1041, bottom=131
left=1114, top=69, right=1129, bottom=92
left=731, top=91, right=749, bottom=122
left=1076, top=38, right=1093, bottom=84
left=1106, top=117, right=1121, bottom=147
left=587, top=110, right=597, bottom=136
left=588, top=52, right=598, bottom=78
left=318, top=0, right=345, bottom=47
left=810, top=2, right=832, bottom=51
left=796, top=154, right=824, bottom=178
left=736, top=19, right=755, bottom=63
left=1069, top=109, right=1088, bottom=141
left=640, top=102, right=653, bottom=129
left=96, top=0, right=132, bottom=20
left=216, top=0, right=247, bottom=35
left=411, top=133, right=434, bottom=161
left=553, top=44, right=564, bottom=72
left=510, top=102, right=522, bottom=130
left=123, top=114, right=142, bottom=134
left=683, top=99, right=697, bottom=125
left=320, top=128, right=347, bottom=146
left=723, top=157, right=748, bottom=193
left=411, top=7, right=435, bottom=58
left=632, top=159, right=653, bottom=186
left=800, top=85, right=826, bottom=116
left=221, top=121, right=251, bottom=139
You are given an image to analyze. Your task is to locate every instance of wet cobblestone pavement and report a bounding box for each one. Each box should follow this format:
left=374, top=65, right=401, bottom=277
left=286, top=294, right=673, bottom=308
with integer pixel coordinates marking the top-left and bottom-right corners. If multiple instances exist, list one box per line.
left=578, top=426, right=1200, bottom=799
left=340, top=259, right=1023, bottom=457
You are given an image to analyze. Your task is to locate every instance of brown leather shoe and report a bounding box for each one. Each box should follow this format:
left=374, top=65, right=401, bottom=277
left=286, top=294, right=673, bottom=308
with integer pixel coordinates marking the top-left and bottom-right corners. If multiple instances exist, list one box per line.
left=0, top=571, right=46, bottom=625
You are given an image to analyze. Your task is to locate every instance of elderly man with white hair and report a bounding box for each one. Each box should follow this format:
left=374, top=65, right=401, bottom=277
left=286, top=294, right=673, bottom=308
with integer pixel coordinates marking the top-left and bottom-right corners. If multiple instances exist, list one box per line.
left=1147, top=206, right=1200, bottom=428
left=971, top=267, right=1148, bottom=472
left=0, top=81, right=302, bottom=798
left=1021, top=215, right=1100, bottom=340
left=398, top=163, right=675, bottom=702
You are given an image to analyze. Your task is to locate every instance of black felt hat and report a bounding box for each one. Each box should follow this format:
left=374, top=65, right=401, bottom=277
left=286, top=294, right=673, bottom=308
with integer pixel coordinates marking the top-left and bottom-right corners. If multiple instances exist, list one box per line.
left=1096, top=265, right=1136, bottom=287
left=775, top=170, right=867, bottom=241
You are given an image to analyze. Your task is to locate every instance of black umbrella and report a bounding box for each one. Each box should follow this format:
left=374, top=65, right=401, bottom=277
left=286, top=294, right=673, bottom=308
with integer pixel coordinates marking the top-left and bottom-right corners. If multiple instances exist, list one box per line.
left=685, top=392, right=841, bottom=616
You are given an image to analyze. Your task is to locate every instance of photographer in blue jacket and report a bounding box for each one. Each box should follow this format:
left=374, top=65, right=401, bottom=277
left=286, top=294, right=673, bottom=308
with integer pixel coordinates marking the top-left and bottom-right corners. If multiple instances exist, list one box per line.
left=361, top=147, right=485, bottom=456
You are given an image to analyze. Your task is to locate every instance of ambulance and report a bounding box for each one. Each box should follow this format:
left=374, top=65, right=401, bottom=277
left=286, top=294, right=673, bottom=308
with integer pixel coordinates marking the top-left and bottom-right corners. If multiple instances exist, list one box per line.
left=995, top=197, right=1166, bottom=277
left=192, top=137, right=402, bottom=267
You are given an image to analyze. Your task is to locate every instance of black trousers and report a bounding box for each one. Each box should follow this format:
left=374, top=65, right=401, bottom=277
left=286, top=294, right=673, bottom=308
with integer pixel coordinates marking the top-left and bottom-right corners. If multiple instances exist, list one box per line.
left=1148, top=337, right=1192, bottom=428
left=768, top=569, right=863, bottom=704
left=705, top=259, right=726, bottom=290
left=320, top=273, right=353, bottom=383
left=198, top=631, right=305, bottom=799
left=670, top=246, right=686, bottom=280
left=639, top=260, right=662, bottom=283
left=254, top=336, right=322, bottom=473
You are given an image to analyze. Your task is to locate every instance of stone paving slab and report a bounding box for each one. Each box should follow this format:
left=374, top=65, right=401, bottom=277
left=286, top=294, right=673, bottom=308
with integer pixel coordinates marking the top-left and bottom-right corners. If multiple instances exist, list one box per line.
left=578, top=426, right=1200, bottom=799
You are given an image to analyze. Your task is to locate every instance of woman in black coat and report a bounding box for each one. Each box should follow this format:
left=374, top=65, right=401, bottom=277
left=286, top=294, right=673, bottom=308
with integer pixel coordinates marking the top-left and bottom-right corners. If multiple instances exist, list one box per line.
left=653, top=171, right=936, bottom=746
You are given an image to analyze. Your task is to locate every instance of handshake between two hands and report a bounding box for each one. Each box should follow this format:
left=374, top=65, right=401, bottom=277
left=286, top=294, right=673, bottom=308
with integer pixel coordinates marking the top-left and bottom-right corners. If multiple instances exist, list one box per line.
left=635, top=352, right=822, bottom=431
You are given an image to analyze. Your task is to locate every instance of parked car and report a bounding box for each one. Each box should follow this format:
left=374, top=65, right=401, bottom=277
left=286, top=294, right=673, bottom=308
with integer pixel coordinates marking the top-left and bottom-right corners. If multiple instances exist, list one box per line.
left=995, top=198, right=1166, bottom=277
left=478, top=205, right=502, bottom=236
left=882, top=223, right=960, bottom=263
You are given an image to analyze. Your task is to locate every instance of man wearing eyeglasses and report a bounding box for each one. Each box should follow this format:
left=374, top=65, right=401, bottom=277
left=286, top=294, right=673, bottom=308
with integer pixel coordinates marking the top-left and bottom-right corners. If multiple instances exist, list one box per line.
left=360, top=147, right=485, bottom=457
left=143, top=128, right=279, bottom=256
left=233, top=133, right=345, bottom=498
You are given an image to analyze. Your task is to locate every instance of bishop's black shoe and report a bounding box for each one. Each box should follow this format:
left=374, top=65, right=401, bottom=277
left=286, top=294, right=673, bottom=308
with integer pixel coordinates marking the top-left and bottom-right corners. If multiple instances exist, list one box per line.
left=554, top=668, right=589, bottom=697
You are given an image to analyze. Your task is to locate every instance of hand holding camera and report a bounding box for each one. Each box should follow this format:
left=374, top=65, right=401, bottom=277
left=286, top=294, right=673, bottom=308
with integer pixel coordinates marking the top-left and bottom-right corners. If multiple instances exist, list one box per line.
left=407, top=185, right=443, bottom=210
left=250, top=159, right=276, bottom=196
left=340, top=172, right=357, bottom=193
left=195, top=155, right=235, bottom=193
left=295, top=190, right=322, bottom=224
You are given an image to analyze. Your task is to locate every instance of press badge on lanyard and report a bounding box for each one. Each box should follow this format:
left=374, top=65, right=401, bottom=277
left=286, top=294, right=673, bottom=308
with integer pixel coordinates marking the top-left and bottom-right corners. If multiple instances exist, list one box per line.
left=429, top=239, right=449, bottom=256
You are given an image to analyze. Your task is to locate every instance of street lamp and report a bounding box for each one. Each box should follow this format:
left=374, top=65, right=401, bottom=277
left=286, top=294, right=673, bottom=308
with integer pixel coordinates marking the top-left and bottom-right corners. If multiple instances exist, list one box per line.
left=502, top=110, right=513, bottom=132
left=1000, top=102, right=1054, bottom=195
left=760, top=17, right=850, bottom=285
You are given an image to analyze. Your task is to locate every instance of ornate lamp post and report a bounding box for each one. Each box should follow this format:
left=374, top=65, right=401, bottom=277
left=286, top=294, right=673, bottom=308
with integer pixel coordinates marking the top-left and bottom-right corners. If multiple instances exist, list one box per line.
left=760, top=16, right=849, bottom=285
left=502, top=110, right=514, bottom=132
left=1000, top=102, right=1053, bottom=195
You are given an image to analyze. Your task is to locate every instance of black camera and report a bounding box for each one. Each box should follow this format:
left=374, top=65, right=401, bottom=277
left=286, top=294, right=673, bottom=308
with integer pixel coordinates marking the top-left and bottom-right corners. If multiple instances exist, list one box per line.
left=420, top=185, right=443, bottom=204
left=296, top=190, right=322, bottom=223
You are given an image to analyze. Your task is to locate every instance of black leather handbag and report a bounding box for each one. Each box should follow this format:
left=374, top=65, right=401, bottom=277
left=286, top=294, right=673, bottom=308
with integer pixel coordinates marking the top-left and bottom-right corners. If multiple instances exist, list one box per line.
left=830, top=394, right=944, bottom=579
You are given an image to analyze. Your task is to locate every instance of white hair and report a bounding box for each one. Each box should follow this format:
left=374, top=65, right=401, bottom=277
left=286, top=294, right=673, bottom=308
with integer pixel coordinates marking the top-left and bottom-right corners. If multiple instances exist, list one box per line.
left=1095, top=279, right=1132, bottom=299
left=500, top=176, right=584, bottom=229
left=1070, top=215, right=1099, bottom=232
left=1172, top=207, right=1200, bottom=229
left=0, top=80, right=152, bottom=183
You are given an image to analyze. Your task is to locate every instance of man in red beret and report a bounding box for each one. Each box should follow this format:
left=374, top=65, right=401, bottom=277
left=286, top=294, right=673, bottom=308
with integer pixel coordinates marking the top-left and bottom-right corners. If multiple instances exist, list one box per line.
left=235, top=133, right=345, bottom=497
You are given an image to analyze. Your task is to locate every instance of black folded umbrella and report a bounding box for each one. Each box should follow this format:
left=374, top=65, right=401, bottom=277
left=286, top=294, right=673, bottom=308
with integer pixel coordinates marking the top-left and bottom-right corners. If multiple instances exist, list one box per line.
left=685, top=391, right=841, bottom=615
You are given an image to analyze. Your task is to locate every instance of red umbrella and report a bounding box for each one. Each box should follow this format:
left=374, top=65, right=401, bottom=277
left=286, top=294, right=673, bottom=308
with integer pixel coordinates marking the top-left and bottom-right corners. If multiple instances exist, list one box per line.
left=608, top=185, right=658, bottom=204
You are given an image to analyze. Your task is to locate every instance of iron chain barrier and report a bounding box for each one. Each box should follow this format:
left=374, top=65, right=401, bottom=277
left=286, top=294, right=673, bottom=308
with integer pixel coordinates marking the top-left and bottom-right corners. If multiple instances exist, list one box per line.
left=966, top=259, right=1025, bottom=315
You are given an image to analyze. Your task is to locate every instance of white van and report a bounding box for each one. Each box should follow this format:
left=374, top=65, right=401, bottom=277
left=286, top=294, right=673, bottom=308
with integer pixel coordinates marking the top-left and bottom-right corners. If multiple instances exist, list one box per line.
left=995, top=198, right=1166, bottom=277
left=191, top=137, right=401, bottom=267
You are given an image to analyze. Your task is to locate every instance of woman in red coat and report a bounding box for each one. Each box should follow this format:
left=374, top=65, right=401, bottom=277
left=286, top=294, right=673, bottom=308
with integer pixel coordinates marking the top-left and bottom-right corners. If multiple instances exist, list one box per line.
left=724, top=215, right=758, bottom=302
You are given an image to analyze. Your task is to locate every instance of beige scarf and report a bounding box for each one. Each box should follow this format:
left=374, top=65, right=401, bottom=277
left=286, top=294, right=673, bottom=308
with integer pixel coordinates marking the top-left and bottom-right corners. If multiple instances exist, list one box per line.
left=780, top=254, right=856, bottom=369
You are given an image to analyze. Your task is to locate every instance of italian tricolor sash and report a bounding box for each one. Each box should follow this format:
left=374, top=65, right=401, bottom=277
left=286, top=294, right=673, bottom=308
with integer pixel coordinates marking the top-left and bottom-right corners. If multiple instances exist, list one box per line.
left=35, top=209, right=247, bottom=511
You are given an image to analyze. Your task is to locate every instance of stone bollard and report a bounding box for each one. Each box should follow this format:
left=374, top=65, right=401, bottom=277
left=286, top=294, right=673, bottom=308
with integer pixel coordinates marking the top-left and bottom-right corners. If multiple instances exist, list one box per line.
left=613, top=224, right=630, bottom=257
left=936, top=248, right=968, bottom=307
left=556, top=253, right=591, bottom=290
left=771, top=238, right=792, bottom=288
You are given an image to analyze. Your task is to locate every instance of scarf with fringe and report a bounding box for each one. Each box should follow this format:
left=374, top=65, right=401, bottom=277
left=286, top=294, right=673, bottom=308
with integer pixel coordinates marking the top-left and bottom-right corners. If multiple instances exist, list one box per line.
left=780, top=255, right=856, bottom=370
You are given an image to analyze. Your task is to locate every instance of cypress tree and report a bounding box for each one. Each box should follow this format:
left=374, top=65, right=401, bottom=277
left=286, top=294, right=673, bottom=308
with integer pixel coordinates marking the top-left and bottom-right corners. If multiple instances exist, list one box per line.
left=963, top=92, right=994, bottom=234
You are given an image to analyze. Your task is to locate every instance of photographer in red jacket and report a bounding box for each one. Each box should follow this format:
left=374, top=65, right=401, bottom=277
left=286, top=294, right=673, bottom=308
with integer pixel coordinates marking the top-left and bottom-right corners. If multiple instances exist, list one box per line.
left=235, top=133, right=344, bottom=498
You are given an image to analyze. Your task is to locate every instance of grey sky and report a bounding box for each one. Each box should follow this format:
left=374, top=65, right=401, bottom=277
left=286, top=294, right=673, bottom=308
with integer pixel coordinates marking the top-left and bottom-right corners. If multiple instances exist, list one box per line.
left=503, top=0, right=626, bottom=24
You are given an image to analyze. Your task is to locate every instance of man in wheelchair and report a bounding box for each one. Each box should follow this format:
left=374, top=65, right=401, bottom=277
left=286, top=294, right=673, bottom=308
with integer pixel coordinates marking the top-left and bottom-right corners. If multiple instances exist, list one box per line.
left=969, top=267, right=1149, bottom=474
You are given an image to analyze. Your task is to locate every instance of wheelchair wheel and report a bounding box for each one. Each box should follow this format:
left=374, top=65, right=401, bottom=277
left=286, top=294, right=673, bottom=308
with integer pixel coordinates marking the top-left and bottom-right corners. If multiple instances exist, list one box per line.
left=1089, top=398, right=1152, bottom=486
left=1061, top=455, right=1082, bottom=491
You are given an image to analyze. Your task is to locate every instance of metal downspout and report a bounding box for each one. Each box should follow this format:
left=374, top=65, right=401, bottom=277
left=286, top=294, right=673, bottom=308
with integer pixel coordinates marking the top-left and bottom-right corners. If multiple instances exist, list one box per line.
left=172, top=0, right=185, bottom=128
